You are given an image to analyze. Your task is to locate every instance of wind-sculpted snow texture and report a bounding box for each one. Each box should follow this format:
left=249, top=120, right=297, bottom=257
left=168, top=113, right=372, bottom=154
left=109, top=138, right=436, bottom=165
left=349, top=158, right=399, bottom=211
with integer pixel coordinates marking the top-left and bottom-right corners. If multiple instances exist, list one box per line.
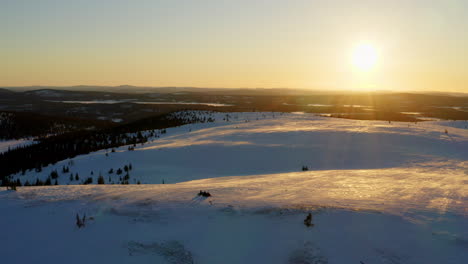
left=2, top=112, right=467, bottom=263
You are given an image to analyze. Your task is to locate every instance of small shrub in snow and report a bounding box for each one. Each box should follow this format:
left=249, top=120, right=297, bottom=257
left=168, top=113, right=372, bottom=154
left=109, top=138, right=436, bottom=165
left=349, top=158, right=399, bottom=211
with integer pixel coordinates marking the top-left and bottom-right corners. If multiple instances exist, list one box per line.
left=123, top=173, right=130, bottom=181
left=50, top=170, right=59, bottom=179
left=303, top=213, right=313, bottom=227
left=97, top=175, right=105, bottom=184
left=6, top=184, right=17, bottom=191
left=198, top=190, right=212, bottom=197
left=44, top=177, right=52, bottom=186
left=76, top=213, right=86, bottom=228
left=83, top=177, right=93, bottom=185
left=302, top=166, right=309, bottom=171
left=35, top=178, right=44, bottom=186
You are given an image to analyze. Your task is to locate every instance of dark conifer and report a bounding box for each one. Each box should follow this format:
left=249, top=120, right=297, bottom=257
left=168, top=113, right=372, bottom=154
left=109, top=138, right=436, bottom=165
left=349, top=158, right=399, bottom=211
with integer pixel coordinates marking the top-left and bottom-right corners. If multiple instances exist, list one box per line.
left=97, top=175, right=105, bottom=184
left=45, top=177, right=52, bottom=186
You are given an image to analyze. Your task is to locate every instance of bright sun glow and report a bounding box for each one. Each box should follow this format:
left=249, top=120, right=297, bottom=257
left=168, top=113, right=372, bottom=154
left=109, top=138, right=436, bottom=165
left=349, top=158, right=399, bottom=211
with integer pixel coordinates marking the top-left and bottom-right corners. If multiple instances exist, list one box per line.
left=351, top=43, right=379, bottom=72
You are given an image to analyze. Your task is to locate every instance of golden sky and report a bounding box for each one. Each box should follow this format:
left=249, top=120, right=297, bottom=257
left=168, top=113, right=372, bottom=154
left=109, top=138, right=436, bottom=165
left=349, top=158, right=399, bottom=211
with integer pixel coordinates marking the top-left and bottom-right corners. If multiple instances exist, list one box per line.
left=1, top=0, right=468, bottom=92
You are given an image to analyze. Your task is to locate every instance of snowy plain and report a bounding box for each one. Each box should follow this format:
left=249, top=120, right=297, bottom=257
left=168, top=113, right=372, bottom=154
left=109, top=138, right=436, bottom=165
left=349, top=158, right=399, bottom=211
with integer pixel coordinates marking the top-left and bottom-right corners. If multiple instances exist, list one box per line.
left=1, top=112, right=467, bottom=263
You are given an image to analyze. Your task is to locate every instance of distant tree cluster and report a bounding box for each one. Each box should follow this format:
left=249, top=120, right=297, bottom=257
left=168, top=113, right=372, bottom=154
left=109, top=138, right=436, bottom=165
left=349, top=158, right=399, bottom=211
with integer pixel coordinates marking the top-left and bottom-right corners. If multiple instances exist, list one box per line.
left=109, top=163, right=133, bottom=184
left=0, top=113, right=191, bottom=184
left=0, top=111, right=107, bottom=140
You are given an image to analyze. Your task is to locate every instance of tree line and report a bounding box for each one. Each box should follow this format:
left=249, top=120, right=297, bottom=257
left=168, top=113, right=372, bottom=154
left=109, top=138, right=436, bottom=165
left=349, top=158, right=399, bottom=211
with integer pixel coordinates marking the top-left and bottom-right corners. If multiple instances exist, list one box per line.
left=0, top=112, right=213, bottom=184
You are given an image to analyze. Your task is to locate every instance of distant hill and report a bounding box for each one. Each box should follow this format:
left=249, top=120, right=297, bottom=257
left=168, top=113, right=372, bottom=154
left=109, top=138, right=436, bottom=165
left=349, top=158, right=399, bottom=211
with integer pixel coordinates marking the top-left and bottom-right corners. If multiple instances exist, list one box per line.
left=0, top=88, right=15, bottom=94
left=4, top=85, right=468, bottom=97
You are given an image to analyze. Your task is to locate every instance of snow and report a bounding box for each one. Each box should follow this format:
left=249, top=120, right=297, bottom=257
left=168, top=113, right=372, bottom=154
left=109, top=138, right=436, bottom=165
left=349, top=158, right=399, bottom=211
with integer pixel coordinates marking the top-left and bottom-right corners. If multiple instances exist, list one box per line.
left=0, top=139, right=36, bottom=153
left=50, top=100, right=232, bottom=106
left=1, top=112, right=467, bottom=263
left=31, top=90, right=64, bottom=97
left=133, top=101, right=232, bottom=106
left=50, top=99, right=136, bottom=104
left=11, top=112, right=467, bottom=186
left=1, top=182, right=467, bottom=263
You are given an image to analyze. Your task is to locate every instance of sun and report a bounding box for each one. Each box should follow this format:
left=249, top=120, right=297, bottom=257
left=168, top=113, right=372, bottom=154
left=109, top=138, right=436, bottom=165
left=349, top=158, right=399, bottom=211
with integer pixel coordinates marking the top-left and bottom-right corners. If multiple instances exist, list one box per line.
left=351, top=43, right=379, bottom=72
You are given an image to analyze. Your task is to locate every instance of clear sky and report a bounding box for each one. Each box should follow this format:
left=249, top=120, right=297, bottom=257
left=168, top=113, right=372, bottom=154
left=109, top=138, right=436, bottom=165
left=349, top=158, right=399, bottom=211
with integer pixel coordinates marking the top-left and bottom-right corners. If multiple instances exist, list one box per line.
left=1, top=0, right=468, bottom=92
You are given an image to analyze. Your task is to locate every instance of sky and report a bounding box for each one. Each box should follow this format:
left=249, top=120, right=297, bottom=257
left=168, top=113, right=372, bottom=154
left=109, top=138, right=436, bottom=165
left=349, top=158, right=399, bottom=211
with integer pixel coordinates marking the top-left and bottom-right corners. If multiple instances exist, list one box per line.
left=1, top=0, right=468, bottom=92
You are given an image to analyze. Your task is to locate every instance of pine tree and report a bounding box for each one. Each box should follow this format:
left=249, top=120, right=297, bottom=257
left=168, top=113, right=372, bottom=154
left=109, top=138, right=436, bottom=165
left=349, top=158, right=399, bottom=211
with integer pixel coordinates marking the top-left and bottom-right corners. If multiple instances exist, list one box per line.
left=45, top=177, right=52, bottom=186
left=83, top=177, right=93, bottom=185
left=75, top=173, right=80, bottom=181
left=97, top=175, right=105, bottom=184
left=76, top=214, right=84, bottom=228
left=35, top=178, right=43, bottom=186
left=50, top=170, right=59, bottom=179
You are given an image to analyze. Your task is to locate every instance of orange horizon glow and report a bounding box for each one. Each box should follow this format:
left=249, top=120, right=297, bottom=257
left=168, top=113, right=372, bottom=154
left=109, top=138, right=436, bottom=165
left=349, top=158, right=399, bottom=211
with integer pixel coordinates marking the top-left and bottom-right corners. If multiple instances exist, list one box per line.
left=1, top=1, right=468, bottom=93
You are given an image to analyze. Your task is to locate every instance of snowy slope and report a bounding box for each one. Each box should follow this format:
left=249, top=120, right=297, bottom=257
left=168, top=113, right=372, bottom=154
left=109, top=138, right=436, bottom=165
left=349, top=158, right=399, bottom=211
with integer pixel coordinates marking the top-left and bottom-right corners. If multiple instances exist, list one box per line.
left=2, top=112, right=467, bottom=264
left=1, top=180, right=467, bottom=264
left=10, top=112, right=467, bottom=185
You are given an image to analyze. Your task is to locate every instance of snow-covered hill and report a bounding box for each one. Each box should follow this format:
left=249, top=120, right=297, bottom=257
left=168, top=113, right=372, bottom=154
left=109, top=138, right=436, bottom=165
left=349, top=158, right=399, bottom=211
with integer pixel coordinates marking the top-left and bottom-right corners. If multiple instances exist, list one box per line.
left=1, top=112, right=467, bottom=263
left=9, top=112, right=467, bottom=185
